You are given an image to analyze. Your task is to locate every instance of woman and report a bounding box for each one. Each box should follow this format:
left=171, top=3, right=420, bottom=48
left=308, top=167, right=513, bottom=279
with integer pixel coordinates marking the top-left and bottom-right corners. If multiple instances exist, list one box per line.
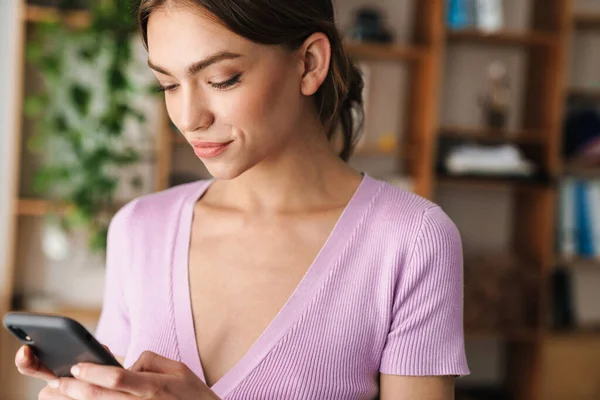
left=16, top=0, right=469, bottom=398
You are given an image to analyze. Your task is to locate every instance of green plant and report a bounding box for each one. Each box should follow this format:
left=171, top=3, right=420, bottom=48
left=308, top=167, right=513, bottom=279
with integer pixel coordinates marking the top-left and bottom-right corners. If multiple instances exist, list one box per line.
left=25, top=0, right=157, bottom=252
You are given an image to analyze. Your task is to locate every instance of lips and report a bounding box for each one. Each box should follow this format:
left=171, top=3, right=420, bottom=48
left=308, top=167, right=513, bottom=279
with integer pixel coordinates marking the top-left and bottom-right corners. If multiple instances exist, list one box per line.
left=190, top=140, right=233, bottom=159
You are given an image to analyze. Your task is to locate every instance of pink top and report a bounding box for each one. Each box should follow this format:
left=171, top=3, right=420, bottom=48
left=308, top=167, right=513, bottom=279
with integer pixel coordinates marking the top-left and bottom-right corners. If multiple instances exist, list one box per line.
left=95, top=174, right=470, bottom=399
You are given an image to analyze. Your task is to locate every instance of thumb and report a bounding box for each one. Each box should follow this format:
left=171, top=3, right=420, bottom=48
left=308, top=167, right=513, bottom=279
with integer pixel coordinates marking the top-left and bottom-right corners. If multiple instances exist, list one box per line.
left=129, top=351, right=189, bottom=376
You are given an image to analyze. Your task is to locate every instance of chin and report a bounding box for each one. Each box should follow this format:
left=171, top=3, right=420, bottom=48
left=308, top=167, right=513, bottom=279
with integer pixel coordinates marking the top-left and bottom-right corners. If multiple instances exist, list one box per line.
left=202, top=159, right=253, bottom=181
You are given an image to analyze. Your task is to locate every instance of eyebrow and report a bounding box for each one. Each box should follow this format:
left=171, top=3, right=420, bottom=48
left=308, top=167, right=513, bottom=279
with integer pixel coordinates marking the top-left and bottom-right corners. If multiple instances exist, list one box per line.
left=147, top=51, right=242, bottom=77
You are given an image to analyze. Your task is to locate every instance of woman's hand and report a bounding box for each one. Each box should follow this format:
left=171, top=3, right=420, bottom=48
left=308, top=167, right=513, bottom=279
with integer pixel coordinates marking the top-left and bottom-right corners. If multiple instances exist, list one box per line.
left=15, top=345, right=72, bottom=399
left=47, top=351, right=220, bottom=400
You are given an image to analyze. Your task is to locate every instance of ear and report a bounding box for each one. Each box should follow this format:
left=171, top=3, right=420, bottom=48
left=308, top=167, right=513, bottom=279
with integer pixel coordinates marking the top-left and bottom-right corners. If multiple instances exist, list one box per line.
left=298, top=32, right=331, bottom=97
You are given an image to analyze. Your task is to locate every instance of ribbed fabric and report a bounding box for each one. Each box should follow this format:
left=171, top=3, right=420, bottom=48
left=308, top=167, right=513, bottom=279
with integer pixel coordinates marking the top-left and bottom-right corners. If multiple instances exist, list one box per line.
left=95, top=174, right=470, bottom=399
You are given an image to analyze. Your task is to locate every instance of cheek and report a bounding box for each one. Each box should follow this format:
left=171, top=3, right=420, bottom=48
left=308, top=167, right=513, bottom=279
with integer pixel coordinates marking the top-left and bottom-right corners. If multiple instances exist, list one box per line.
left=219, top=71, right=300, bottom=136
left=164, top=95, right=180, bottom=129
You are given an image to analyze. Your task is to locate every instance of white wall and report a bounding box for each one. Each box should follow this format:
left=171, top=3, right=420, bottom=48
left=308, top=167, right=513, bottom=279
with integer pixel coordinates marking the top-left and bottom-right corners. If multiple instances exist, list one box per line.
left=0, top=1, right=22, bottom=302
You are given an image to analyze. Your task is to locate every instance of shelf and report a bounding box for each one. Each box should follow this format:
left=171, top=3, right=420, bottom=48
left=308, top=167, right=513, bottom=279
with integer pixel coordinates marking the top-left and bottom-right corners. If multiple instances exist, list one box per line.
left=446, top=29, right=557, bottom=47
left=17, top=198, right=71, bottom=216
left=24, top=4, right=91, bottom=28
left=550, top=328, right=600, bottom=340
left=574, top=14, right=600, bottom=30
left=556, top=256, right=600, bottom=269
left=439, top=125, right=545, bottom=145
left=436, top=174, right=551, bottom=190
left=567, top=88, right=600, bottom=102
left=16, top=306, right=102, bottom=323
left=17, top=198, right=125, bottom=217
left=563, top=164, right=600, bottom=179
left=344, top=41, right=425, bottom=63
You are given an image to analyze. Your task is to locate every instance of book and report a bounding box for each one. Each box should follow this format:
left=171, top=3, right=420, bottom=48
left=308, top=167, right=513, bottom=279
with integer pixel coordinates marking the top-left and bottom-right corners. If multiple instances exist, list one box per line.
left=588, top=180, right=600, bottom=259
left=575, top=180, right=594, bottom=258
left=474, top=0, right=504, bottom=32
left=558, top=178, right=577, bottom=259
left=447, top=0, right=471, bottom=30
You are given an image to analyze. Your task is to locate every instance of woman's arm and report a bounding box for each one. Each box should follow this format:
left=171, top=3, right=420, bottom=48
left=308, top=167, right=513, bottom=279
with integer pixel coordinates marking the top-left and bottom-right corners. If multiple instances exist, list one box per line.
left=380, top=374, right=454, bottom=400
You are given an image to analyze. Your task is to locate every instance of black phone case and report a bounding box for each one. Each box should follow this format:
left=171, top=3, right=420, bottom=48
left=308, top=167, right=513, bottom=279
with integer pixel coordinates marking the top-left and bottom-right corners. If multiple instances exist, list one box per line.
left=3, top=312, right=122, bottom=377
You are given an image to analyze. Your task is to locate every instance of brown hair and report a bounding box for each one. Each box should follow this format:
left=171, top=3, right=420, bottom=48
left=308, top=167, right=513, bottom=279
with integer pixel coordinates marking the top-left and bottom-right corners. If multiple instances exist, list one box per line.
left=138, top=0, right=364, bottom=162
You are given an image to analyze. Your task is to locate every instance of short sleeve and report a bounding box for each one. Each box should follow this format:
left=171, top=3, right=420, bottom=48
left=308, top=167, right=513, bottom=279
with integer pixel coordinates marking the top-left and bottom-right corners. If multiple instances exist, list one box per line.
left=380, top=206, right=470, bottom=377
left=94, top=204, right=134, bottom=359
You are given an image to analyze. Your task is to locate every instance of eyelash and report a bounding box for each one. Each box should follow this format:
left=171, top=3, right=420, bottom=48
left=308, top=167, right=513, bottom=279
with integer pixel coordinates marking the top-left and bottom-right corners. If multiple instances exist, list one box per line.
left=157, top=73, right=242, bottom=93
left=211, top=73, right=242, bottom=90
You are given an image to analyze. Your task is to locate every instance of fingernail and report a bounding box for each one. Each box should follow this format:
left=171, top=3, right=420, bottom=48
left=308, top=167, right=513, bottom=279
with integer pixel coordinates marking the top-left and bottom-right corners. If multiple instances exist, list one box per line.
left=71, top=365, right=80, bottom=377
left=48, top=380, right=59, bottom=389
left=18, top=347, right=26, bottom=361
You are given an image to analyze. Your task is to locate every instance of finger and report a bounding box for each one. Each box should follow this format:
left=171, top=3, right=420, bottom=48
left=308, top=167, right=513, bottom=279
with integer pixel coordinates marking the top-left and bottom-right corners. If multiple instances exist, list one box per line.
left=129, top=351, right=189, bottom=376
left=71, top=363, right=158, bottom=398
left=50, top=377, right=131, bottom=400
left=38, top=385, right=75, bottom=400
left=15, top=346, right=56, bottom=382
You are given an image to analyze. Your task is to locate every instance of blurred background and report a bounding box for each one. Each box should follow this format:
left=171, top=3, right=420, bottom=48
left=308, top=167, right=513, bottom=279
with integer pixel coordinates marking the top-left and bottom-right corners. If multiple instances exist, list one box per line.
left=1, top=0, right=600, bottom=399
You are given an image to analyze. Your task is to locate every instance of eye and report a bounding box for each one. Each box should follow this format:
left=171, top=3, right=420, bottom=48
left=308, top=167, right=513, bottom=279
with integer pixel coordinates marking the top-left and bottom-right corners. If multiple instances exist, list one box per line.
left=157, top=84, right=178, bottom=93
left=210, top=73, right=242, bottom=90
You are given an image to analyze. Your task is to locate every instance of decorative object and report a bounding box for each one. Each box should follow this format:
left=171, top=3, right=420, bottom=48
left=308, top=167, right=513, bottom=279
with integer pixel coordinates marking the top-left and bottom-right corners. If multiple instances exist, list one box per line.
left=479, top=60, right=511, bottom=130
left=474, top=0, right=504, bottom=32
left=347, top=7, right=393, bottom=44
left=562, top=107, right=600, bottom=166
left=25, top=0, right=154, bottom=253
left=41, top=218, right=71, bottom=261
left=444, top=143, right=536, bottom=176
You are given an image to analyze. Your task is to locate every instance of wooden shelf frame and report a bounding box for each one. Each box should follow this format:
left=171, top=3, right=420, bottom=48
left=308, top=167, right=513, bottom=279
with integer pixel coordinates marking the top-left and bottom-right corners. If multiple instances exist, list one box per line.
left=573, top=13, right=600, bottom=30
left=446, top=28, right=558, bottom=47
left=24, top=4, right=91, bottom=28
left=439, top=125, right=546, bottom=145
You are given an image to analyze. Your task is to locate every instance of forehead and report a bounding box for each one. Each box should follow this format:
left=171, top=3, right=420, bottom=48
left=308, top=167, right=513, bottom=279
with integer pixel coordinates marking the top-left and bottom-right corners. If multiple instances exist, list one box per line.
left=146, top=5, right=250, bottom=62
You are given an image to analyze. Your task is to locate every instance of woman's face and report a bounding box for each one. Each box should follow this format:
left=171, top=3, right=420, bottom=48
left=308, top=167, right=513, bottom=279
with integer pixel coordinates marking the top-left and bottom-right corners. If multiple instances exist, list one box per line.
left=147, top=5, right=312, bottom=179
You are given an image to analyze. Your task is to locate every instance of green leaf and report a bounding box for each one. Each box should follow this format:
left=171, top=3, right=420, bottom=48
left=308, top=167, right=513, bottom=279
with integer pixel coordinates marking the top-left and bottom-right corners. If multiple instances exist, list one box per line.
left=89, top=226, right=108, bottom=252
left=70, top=84, right=92, bottom=116
left=24, top=96, right=46, bottom=118
left=26, top=42, right=43, bottom=63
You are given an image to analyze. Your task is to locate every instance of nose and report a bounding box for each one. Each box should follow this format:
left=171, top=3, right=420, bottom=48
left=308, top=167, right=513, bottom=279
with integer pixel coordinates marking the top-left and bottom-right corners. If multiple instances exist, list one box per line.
left=178, top=86, right=214, bottom=134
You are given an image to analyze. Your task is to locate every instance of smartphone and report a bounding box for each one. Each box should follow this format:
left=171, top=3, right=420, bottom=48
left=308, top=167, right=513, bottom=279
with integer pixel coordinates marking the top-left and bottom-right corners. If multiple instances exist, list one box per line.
left=3, top=312, right=122, bottom=377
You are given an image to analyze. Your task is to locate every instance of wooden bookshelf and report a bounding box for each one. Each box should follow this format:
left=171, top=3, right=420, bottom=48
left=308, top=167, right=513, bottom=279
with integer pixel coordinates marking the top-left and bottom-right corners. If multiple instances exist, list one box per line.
left=18, top=306, right=102, bottom=323
left=439, top=125, right=545, bottom=144
left=16, top=198, right=70, bottom=216
left=556, top=256, right=600, bottom=269
left=436, top=175, right=548, bottom=191
left=563, top=164, right=600, bottom=179
left=567, top=88, right=600, bottom=102
left=446, top=29, right=557, bottom=47
left=344, top=41, right=425, bottom=63
left=24, top=4, right=91, bottom=28
left=574, top=14, right=600, bottom=30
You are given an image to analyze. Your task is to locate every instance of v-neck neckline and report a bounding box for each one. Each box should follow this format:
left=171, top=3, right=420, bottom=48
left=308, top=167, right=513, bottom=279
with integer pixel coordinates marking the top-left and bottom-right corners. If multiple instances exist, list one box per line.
left=171, top=174, right=381, bottom=399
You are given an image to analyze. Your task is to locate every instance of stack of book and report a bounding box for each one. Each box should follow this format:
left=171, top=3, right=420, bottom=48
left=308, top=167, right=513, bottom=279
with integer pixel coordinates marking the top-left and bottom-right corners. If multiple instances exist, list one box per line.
left=558, top=178, right=600, bottom=261
left=446, top=0, right=504, bottom=32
